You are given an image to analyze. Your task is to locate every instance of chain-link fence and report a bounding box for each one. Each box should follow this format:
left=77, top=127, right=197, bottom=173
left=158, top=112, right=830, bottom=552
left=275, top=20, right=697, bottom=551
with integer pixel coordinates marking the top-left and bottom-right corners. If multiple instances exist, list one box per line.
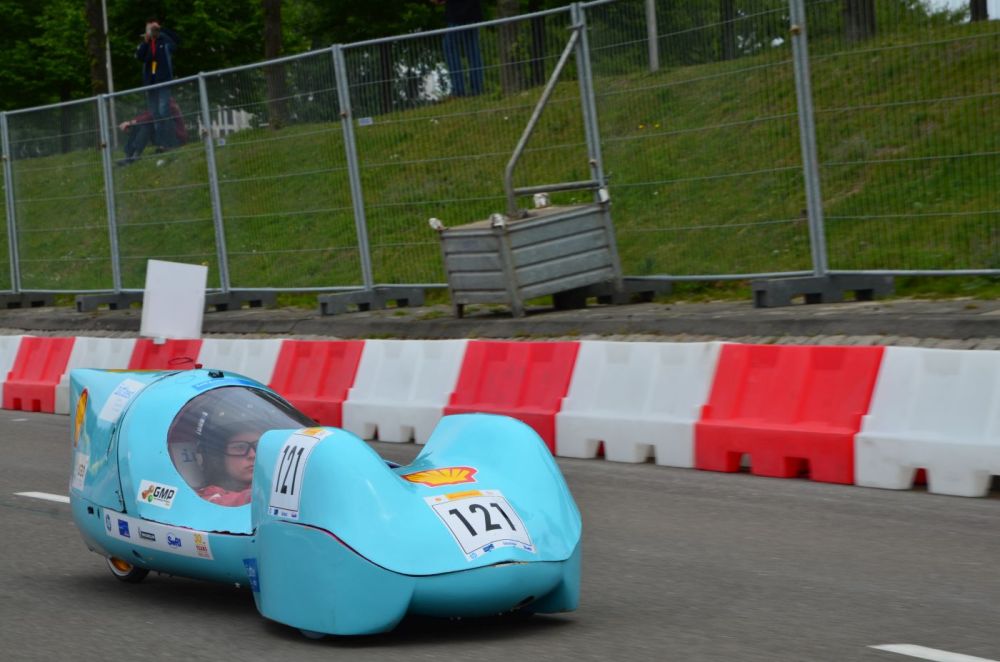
left=6, top=98, right=112, bottom=291
left=587, top=0, right=813, bottom=279
left=109, top=78, right=220, bottom=289
left=805, top=0, right=1000, bottom=273
left=0, top=0, right=996, bottom=296
left=204, top=50, right=362, bottom=291
left=0, top=118, right=10, bottom=292
left=343, top=7, right=590, bottom=286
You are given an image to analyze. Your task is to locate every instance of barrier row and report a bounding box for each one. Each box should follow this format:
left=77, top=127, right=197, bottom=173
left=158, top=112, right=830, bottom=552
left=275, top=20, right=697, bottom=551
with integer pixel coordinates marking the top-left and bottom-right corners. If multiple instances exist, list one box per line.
left=1, top=335, right=997, bottom=499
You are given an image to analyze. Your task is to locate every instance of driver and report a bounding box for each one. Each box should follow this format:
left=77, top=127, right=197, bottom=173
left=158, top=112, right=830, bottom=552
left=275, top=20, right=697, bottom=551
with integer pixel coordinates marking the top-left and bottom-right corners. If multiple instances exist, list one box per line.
left=197, top=422, right=258, bottom=507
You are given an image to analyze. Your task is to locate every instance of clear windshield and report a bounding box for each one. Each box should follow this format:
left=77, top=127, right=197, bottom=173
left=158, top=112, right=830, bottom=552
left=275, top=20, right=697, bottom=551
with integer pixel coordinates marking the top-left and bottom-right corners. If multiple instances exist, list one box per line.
left=167, top=386, right=314, bottom=506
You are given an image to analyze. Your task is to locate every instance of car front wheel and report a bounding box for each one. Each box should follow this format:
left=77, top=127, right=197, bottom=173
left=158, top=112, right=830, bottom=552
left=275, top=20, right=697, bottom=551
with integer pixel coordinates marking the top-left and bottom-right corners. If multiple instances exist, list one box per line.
left=106, top=556, right=150, bottom=583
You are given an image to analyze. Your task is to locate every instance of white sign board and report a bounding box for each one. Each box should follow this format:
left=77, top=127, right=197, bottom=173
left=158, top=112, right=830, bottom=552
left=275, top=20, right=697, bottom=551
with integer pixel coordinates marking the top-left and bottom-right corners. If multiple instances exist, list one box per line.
left=139, top=260, right=207, bottom=340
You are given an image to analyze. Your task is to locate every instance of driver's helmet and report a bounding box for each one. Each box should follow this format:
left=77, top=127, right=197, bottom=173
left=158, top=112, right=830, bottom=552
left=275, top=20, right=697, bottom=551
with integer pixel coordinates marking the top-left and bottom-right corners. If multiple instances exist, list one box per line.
left=167, top=385, right=314, bottom=491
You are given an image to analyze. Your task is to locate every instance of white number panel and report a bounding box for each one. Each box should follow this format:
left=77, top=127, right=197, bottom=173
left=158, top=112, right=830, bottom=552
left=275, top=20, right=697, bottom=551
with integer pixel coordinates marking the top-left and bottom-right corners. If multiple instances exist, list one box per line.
left=426, top=490, right=535, bottom=561
left=268, top=429, right=328, bottom=519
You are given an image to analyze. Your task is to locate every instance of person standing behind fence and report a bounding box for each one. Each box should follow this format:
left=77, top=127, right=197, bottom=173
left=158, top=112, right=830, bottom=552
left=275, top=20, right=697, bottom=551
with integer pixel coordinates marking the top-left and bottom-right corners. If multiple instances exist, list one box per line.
left=435, top=0, right=484, bottom=97
left=135, top=18, right=179, bottom=151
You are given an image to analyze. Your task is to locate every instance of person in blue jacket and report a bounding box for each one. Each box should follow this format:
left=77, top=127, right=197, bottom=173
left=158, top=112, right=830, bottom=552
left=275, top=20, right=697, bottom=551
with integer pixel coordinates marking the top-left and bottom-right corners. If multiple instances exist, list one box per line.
left=434, top=0, right=484, bottom=97
left=135, top=19, right=179, bottom=150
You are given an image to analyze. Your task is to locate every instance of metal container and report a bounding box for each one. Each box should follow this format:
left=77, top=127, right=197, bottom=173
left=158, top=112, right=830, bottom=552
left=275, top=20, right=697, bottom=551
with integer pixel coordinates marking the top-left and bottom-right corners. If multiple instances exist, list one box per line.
left=439, top=202, right=622, bottom=317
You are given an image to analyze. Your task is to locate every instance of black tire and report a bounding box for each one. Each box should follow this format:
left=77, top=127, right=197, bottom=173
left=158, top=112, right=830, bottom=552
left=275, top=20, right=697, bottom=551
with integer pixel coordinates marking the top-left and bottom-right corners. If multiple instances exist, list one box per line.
left=106, top=556, right=150, bottom=583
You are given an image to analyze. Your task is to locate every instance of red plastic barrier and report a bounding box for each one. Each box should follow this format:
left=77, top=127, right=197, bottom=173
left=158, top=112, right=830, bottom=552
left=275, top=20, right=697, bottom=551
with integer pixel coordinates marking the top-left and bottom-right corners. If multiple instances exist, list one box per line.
left=128, top=339, right=204, bottom=370
left=695, top=344, right=884, bottom=484
left=3, top=337, right=76, bottom=412
left=268, top=340, right=365, bottom=426
left=444, top=341, right=580, bottom=452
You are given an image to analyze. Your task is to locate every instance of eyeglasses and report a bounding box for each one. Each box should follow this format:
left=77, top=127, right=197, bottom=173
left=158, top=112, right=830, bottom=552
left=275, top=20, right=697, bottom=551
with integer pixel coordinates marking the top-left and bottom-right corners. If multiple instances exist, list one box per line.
left=224, top=440, right=257, bottom=456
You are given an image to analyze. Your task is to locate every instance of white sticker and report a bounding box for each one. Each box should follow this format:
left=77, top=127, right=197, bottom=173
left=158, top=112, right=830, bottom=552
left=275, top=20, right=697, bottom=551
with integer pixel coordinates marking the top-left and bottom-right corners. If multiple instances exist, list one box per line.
left=268, top=429, right=325, bottom=520
left=71, top=452, right=89, bottom=492
left=103, top=510, right=213, bottom=560
left=137, top=480, right=178, bottom=509
left=98, top=379, right=146, bottom=422
left=426, top=490, right=535, bottom=561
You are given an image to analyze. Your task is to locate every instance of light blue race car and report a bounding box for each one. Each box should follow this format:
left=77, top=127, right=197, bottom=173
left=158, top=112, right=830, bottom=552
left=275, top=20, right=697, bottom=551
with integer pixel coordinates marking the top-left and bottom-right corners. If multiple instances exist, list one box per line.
left=68, top=367, right=581, bottom=637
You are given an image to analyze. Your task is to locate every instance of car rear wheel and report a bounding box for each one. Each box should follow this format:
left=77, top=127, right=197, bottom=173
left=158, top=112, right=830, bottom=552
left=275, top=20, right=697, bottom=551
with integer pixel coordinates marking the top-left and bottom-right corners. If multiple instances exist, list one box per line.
left=106, top=556, right=150, bottom=583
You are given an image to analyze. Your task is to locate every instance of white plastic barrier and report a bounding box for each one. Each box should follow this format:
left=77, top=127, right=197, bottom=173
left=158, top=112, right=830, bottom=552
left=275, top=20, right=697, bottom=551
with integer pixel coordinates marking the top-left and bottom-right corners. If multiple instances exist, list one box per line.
left=856, top=346, right=1000, bottom=497
left=54, top=337, right=137, bottom=414
left=197, top=338, right=283, bottom=385
left=342, top=339, right=468, bottom=443
left=556, top=341, right=722, bottom=465
left=0, top=335, right=26, bottom=407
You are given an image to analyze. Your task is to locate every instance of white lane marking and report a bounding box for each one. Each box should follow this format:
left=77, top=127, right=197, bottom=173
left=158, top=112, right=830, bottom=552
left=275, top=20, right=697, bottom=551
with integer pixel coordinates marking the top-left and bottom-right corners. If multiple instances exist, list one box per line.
left=871, top=644, right=999, bottom=662
left=15, top=492, right=70, bottom=504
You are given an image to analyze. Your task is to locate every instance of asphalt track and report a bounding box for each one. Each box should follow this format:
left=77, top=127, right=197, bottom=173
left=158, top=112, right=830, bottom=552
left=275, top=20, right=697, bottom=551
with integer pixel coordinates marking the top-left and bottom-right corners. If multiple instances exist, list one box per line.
left=2, top=411, right=999, bottom=662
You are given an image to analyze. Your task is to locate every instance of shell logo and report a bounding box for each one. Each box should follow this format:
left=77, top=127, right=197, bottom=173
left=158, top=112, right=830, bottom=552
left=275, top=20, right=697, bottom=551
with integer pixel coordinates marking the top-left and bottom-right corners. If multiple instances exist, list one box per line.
left=73, top=390, right=88, bottom=448
left=402, top=466, right=478, bottom=487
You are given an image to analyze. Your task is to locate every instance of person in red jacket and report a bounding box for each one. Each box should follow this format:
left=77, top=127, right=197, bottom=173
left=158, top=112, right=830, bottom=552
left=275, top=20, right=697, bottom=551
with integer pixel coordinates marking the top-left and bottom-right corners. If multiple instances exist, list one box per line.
left=196, top=425, right=258, bottom=507
left=117, top=96, right=188, bottom=166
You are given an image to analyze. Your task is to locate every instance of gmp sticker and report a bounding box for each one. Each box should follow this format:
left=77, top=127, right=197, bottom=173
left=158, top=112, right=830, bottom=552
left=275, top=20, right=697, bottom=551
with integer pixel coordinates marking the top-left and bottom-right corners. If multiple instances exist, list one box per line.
left=138, top=480, right=178, bottom=509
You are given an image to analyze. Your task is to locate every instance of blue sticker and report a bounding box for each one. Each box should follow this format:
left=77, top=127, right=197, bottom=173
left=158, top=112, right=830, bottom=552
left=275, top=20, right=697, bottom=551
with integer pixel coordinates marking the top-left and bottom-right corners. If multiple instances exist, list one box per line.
left=242, top=558, right=260, bottom=593
left=166, top=534, right=182, bottom=548
left=118, top=519, right=130, bottom=538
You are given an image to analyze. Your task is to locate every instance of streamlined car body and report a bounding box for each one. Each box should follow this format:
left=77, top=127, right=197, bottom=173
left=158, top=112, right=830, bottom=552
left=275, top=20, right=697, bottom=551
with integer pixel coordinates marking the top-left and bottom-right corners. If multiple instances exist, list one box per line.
left=68, top=367, right=581, bottom=637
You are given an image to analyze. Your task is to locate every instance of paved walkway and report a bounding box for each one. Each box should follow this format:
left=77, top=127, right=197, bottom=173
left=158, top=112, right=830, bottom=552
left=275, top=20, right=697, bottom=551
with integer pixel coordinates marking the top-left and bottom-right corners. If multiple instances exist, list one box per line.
left=1, top=297, right=999, bottom=347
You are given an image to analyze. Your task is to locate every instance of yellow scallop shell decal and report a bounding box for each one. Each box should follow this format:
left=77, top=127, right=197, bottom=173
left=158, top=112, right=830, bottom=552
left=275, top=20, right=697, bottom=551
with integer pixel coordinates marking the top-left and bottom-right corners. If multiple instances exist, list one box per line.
left=402, top=466, right=478, bottom=487
left=73, top=389, right=88, bottom=448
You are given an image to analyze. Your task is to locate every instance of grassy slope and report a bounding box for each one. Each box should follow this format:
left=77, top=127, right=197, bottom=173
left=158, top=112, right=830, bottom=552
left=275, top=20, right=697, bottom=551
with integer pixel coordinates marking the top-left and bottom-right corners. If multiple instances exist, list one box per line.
left=4, top=17, right=997, bottom=298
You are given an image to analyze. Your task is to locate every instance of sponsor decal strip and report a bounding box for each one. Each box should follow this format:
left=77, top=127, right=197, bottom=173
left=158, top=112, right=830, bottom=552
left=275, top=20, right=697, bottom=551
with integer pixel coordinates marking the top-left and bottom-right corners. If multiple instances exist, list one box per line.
left=102, top=510, right=214, bottom=560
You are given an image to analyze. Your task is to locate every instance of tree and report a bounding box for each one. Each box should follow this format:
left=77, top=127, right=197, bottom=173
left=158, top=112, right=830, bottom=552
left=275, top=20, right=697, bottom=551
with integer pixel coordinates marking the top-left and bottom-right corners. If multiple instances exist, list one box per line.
left=263, top=0, right=288, bottom=128
left=497, top=0, right=526, bottom=95
left=720, top=0, right=736, bottom=61
left=85, top=0, right=108, bottom=95
left=843, top=0, right=876, bottom=42
left=970, top=0, right=988, bottom=22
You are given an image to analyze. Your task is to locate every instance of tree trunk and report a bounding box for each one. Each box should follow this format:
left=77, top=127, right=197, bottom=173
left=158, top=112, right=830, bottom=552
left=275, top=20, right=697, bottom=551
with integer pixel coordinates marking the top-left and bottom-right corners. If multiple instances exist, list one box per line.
left=971, top=0, right=988, bottom=22
left=85, top=0, right=108, bottom=95
left=528, top=0, right=546, bottom=87
left=720, top=0, right=737, bottom=61
left=379, top=42, right=394, bottom=114
left=263, top=0, right=288, bottom=129
left=843, top=0, right=876, bottom=43
left=60, top=84, right=73, bottom=154
left=497, top=0, right=525, bottom=95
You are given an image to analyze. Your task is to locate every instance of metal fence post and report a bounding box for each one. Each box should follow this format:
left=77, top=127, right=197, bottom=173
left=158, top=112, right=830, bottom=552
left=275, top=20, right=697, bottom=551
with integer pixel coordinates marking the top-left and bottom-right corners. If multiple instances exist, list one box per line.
left=645, top=0, right=660, bottom=73
left=332, top=44, right=375, bottom=291
left=0, top=112, right=19, bottom=293
left=789, top=0, right=828, bottom=277
left=96, top=95, right=123, bottom=292
left=573, top=2, right=625, bottom=297
left=572, top=3, right=608, bottom=192
left=198, top=74, right=232, bottom=293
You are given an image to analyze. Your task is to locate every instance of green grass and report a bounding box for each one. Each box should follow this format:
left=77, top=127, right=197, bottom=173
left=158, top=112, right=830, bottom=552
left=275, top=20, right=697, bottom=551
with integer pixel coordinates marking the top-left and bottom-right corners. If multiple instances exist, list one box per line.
left=2, top=15, right=997, bottom=300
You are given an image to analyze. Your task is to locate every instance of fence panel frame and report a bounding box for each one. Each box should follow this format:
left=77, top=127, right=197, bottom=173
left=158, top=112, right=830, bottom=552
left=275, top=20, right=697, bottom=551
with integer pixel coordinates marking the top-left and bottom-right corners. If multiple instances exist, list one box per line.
left=0, top=112, right=19, bottom=293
